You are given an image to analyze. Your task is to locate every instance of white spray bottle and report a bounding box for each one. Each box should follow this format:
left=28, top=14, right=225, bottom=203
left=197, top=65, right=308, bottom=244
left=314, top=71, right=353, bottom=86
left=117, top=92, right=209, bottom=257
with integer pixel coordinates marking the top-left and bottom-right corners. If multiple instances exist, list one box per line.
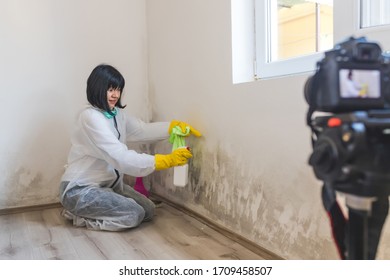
left=170, top=126, right=191, bottom=187
left=173, top=147, right=189, bottom=187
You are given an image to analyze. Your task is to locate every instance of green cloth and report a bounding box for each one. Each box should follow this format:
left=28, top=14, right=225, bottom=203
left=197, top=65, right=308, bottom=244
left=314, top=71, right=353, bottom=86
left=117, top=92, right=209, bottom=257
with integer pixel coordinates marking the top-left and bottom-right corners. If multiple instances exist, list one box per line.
left=169, top=125, right=190, bottom=150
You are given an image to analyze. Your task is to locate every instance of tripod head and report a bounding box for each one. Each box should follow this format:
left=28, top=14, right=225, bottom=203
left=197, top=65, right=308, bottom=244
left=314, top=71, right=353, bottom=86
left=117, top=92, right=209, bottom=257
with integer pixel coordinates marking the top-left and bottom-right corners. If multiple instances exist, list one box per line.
left=308, top=110, right=390, bottom=197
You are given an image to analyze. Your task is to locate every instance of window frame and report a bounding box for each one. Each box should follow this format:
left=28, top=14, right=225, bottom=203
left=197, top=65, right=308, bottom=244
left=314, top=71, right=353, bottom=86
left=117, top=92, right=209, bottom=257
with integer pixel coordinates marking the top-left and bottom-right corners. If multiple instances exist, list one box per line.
left=360, top=0, right=390, bottom=29
left=254, top=0, right=331, bottom=79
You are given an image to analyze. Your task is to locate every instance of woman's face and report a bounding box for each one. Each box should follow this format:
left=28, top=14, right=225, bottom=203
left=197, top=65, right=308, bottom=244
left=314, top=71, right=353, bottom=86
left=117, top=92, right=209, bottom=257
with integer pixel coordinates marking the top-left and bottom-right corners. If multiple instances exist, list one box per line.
left=107, top=87, right=121, bottom=110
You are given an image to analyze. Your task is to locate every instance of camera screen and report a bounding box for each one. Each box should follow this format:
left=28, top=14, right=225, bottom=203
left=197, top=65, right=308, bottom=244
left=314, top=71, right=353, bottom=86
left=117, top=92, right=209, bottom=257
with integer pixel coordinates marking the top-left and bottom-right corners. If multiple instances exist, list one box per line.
left=339, top=69, right=380, bottom=99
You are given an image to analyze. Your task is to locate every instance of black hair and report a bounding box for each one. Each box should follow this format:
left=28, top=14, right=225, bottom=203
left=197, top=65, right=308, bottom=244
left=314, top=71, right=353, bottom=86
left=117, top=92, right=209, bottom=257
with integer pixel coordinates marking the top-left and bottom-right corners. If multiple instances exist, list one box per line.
left=86, top=64, right=126, bottom=113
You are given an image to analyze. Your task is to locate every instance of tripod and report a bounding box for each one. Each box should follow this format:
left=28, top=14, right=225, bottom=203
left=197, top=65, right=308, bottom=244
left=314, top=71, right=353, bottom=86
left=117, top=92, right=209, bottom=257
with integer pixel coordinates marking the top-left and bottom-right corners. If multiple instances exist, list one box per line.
left=344, top=194, right=388, bottom=259
left=323, top=183, right=389, bottom=260
left=308, top=110, right=390, bottom=259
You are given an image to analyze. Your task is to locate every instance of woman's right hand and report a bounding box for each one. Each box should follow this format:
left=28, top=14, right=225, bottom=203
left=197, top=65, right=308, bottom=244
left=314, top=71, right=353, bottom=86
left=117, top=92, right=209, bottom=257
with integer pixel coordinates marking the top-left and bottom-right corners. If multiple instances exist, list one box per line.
left=154, top=147, right=193, bottom=171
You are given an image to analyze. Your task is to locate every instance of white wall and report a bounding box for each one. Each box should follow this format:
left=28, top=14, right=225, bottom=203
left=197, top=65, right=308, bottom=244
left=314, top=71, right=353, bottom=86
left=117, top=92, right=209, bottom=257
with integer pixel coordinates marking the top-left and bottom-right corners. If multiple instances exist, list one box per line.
left=146, top=0, right=390, bottom=259
left=0, top=0, right=149, bottom=208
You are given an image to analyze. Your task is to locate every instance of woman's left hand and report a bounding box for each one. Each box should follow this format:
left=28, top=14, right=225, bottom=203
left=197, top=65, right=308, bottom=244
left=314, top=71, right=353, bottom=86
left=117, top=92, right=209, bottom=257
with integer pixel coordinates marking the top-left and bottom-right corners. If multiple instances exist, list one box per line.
left=169, top=120, right=202, bottom=137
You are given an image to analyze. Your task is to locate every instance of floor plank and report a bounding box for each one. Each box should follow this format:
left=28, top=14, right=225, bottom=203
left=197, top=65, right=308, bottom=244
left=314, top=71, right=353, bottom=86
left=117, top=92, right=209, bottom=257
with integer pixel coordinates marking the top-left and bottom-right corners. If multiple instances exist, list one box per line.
left=0, top=202, right=270, bottom=260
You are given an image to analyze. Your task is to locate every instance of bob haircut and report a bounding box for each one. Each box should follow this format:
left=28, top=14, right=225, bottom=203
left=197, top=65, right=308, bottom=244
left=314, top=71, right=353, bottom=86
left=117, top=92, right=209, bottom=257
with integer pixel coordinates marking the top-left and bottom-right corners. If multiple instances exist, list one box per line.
left=87, top=64, right=126, bottom=114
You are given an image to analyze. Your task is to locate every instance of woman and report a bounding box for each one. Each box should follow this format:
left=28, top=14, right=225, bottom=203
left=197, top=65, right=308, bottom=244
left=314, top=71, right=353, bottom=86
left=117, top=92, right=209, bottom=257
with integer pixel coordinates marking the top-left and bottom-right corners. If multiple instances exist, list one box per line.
left=59, top=64, right=201, bottom=231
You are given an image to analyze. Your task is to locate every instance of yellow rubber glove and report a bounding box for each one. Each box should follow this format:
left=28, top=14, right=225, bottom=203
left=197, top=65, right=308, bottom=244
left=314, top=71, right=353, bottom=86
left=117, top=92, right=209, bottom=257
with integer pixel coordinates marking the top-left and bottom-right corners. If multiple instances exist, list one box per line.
left=169, top=120, right=202, bottom=137
left=155, top=147, right=193, bottom=171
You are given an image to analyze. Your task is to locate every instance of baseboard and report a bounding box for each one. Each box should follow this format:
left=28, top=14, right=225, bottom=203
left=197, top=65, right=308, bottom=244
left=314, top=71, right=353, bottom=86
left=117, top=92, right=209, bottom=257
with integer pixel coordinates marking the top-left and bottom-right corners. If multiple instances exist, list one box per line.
left=151, top=193, right=284, bottom=260
left=0, top=202, right=62, bottom=216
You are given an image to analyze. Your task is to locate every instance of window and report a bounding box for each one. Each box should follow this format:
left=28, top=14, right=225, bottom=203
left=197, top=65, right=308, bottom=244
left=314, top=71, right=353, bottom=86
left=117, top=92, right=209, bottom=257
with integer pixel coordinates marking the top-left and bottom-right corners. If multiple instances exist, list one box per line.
left=255, top=0, right=334, bottom=79
left=263, top=0, right=333, bottom=62
left=253, top=0, right=390, bottom=80
left=360, top=0, right=390, bottom=28
left=231, top=0, right=390, bottom=83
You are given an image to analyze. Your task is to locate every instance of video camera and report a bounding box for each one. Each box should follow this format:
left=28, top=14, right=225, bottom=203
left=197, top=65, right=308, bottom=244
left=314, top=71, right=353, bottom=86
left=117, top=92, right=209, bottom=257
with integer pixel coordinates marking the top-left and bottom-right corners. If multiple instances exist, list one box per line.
left=305, top=36, right=390, bottom=259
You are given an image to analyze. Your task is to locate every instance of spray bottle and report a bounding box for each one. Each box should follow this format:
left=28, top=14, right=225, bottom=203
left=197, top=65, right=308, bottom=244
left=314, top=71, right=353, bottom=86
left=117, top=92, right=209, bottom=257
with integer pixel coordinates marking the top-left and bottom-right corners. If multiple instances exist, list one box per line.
left=134, top=177, right=150, bottom=197
left=169, top=125, right=191, bottom=187
left=173, top=152, right=189, bottom=187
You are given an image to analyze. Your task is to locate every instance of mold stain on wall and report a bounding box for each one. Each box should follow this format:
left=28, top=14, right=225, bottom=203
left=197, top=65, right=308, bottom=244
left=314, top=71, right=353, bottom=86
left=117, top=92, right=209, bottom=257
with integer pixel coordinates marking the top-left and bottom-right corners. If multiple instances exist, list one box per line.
left=152, top=141, right=338, bottom=259
left=2, top=167, right=60, bottom=208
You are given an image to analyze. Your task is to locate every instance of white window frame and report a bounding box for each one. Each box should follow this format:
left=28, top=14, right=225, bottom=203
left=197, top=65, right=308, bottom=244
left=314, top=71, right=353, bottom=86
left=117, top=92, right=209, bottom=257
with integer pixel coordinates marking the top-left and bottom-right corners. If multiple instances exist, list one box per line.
left=335, top=0, right=390, bottom=54
left=254, top=0, right=390, bottom=80
left=360, top=0, right=390, bottom=28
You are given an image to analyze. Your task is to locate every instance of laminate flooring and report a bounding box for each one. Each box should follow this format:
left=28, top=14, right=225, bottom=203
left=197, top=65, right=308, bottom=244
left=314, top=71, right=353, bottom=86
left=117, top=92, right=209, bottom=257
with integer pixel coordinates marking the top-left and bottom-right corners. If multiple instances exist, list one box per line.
left=0, top=201, right=272, bottom=260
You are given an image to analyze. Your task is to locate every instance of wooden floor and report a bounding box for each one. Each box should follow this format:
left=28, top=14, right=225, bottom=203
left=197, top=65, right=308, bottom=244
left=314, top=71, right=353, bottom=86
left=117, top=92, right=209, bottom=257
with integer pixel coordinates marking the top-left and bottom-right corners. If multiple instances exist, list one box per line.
left=0, top=201, right=274, bottom=260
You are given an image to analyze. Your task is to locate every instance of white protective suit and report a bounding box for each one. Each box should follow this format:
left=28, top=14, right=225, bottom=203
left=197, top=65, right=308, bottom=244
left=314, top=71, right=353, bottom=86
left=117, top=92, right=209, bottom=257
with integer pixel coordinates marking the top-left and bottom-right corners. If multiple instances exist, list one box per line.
left=60, top=105, right=169, bottom=231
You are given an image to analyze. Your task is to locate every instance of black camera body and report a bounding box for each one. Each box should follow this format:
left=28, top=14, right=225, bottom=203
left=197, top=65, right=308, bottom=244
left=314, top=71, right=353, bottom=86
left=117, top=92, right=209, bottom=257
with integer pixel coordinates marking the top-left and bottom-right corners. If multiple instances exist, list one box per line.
left=305, top=36, right=390, bottom=113
left=305, top=37, right=390, bottom=197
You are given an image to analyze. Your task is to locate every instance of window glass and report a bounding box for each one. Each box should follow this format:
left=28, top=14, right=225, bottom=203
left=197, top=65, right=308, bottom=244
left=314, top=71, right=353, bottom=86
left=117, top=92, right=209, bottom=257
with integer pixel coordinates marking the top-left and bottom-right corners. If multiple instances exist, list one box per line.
left=271, top=0, right=333, bottom=61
